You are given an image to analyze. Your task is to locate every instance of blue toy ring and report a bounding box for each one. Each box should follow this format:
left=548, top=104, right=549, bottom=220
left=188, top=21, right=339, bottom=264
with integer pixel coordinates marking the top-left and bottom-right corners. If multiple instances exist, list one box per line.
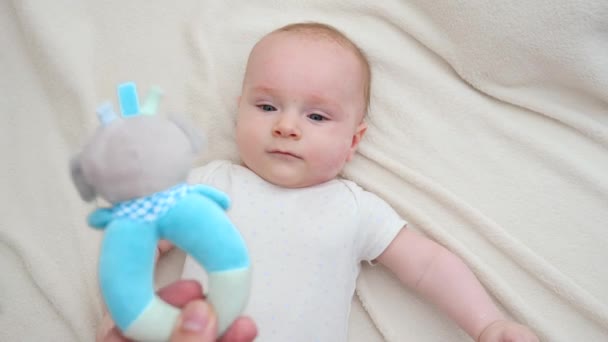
left=90, top=184, right=250, bottom=341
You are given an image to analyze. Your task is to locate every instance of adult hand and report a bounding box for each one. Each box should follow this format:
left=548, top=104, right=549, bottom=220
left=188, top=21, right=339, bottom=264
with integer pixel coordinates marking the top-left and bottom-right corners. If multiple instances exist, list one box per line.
left=100, top=280, right=257, bottom=342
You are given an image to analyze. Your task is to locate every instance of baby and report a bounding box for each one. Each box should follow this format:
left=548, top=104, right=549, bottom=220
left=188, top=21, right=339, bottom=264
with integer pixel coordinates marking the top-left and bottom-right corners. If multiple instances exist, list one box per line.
left=100, top=23, right=540, bottom=342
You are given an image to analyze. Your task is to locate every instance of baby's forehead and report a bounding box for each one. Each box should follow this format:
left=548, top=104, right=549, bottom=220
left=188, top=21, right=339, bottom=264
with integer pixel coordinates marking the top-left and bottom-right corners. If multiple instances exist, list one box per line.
left=247, top=32, right=364, bottom=79
left=259, top=30, right=354, bottom=54
left=243, top=28, right=370, bottom=115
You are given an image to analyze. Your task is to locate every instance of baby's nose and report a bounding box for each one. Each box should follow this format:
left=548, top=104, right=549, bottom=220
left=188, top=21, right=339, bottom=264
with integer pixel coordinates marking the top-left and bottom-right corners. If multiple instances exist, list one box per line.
left=272, top=115, right=301, bottom=139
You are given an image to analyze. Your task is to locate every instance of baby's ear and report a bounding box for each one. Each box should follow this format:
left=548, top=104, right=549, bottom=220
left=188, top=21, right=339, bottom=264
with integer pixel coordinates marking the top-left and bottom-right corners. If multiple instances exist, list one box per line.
left=70, top=154, right=97, bottom=202
left=347, top=121, right=367, bottom=161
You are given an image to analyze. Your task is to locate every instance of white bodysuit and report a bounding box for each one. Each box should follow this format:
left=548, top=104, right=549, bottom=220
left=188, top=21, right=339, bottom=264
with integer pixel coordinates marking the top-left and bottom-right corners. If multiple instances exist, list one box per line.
left=182, top=161, right=405, bottom=341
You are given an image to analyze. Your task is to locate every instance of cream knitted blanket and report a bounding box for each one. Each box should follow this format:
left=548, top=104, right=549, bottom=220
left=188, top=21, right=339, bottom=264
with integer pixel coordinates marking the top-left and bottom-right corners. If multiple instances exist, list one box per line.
left=1, top=1, right=606, bottom=341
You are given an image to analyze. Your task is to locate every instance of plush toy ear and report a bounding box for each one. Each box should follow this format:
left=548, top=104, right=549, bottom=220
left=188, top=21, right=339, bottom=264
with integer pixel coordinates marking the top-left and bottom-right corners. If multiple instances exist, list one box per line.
left=70, top=155, right=97, bottom=202
left=170, top=116, right=205, bottom=153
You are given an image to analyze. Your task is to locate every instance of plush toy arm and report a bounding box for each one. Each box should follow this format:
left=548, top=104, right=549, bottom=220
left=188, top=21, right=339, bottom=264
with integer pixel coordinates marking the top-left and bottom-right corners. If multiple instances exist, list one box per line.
left=87, top=208, right=114, bottom=229
left=192, top=185, right=231, bottom=210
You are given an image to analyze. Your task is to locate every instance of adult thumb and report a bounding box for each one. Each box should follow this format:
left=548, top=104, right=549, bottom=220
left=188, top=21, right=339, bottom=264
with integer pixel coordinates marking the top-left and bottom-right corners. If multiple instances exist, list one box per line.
left=171, top=300, right=218, bottom=342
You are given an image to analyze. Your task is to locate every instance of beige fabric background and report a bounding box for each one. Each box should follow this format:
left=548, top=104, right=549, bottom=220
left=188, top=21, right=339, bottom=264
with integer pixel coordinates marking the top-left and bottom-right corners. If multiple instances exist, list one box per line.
left=1, top=1, right=607, bottom=341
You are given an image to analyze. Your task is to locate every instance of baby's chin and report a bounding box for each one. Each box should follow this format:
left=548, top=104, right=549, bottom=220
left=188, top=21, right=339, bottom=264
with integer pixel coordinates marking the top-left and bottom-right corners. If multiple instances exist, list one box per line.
left=245, top=161, right=335, bottom=189
left=259, top=170, right=316, bottom=189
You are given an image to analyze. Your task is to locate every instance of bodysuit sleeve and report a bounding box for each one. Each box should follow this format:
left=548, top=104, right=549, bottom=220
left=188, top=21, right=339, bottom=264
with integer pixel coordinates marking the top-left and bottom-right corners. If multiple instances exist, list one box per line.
left=352, top=186, right=407, bottom=263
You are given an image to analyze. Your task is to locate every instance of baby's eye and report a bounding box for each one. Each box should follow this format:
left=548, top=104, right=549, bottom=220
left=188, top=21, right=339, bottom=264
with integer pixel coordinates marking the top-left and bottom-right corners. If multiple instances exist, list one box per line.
left=308, top=113, right=327, bottom=122
left=258, top=104, right=277, bottom=112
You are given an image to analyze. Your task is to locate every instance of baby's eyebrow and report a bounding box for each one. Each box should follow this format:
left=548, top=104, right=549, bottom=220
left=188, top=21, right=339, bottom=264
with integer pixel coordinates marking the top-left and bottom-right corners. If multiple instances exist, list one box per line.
left=249, top=85, right=279, bottom=96
left=308, top=94, right=344, bottom=115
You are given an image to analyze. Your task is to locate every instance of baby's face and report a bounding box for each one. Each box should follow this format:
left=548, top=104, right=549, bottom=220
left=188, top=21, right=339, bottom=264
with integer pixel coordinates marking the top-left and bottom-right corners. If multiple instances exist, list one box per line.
left=236, top=32, right=367, bottom=188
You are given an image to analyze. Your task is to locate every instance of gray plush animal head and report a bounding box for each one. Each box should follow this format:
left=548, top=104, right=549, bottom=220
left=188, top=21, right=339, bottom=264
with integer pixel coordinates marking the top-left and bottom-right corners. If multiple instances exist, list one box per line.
left=70, top=115, right=203, bottom=203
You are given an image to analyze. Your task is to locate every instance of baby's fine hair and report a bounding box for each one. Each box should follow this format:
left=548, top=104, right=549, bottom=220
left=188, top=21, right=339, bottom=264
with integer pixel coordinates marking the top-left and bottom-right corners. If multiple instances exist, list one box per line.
left=272, top=22, right=372, bottom=116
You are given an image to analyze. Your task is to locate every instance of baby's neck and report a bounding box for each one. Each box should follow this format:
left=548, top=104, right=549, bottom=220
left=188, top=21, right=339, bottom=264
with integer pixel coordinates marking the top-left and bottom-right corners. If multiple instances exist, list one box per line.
left=236, top=159, right=341, bottom=189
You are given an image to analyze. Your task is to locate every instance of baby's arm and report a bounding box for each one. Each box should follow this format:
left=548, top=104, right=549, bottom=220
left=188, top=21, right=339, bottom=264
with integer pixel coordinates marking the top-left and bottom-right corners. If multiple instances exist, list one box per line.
left=377, top=228, right=538, bottom=342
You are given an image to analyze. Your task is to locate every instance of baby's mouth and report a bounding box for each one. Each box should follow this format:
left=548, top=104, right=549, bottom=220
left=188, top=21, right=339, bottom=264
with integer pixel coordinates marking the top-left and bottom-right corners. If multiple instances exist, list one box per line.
left=268, top=149, right=302, bottom=159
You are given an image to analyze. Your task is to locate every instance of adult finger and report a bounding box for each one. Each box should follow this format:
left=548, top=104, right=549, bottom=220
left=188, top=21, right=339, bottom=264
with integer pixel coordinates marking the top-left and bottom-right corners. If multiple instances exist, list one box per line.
left=219, top=317, right=258, bottom=342
left=170, top=300, right=218, bottom=342
left=157, top=279, right=205, bottom=307
left=101, top=280, right=204, bottom=342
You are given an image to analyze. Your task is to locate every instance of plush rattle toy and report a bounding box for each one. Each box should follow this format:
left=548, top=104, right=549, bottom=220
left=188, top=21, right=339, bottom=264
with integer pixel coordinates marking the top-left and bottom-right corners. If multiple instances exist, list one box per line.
left=70, top=82, right=251, bottom=341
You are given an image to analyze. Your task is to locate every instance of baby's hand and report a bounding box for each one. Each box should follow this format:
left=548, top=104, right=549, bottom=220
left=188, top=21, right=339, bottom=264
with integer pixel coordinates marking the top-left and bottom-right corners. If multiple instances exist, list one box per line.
left=154, top=239, right=174, bottom=263
left=158, top=239, right=175, bottom=255
left=95, top=311, right=116, bottom=342
left=478, top=320, right=539, bottom=342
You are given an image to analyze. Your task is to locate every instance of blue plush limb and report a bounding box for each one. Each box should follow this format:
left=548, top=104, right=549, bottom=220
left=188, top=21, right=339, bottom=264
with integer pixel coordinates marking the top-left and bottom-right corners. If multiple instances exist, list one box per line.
left=87, top=208, right=114, bottom=229
left=191, top=185, right=231, bottom=210
left=98, top=218, right=159, bottom=331
left=158, top=193, right=248, bottom=272
left=158, top=193, right=250, bottom=335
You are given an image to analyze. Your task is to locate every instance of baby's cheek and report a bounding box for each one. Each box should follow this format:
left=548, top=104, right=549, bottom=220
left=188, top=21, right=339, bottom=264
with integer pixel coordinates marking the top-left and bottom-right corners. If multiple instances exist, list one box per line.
left=318, top=142, right=352, bottom=172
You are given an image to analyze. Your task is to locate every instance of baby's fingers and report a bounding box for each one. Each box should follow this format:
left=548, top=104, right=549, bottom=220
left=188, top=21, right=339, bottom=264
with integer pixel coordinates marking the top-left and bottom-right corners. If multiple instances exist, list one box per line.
left=478, top=320, right=539, bottom=342
left=97, top=315, right=129, bottom=342
left=500, top=330, right=540, bottom=342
